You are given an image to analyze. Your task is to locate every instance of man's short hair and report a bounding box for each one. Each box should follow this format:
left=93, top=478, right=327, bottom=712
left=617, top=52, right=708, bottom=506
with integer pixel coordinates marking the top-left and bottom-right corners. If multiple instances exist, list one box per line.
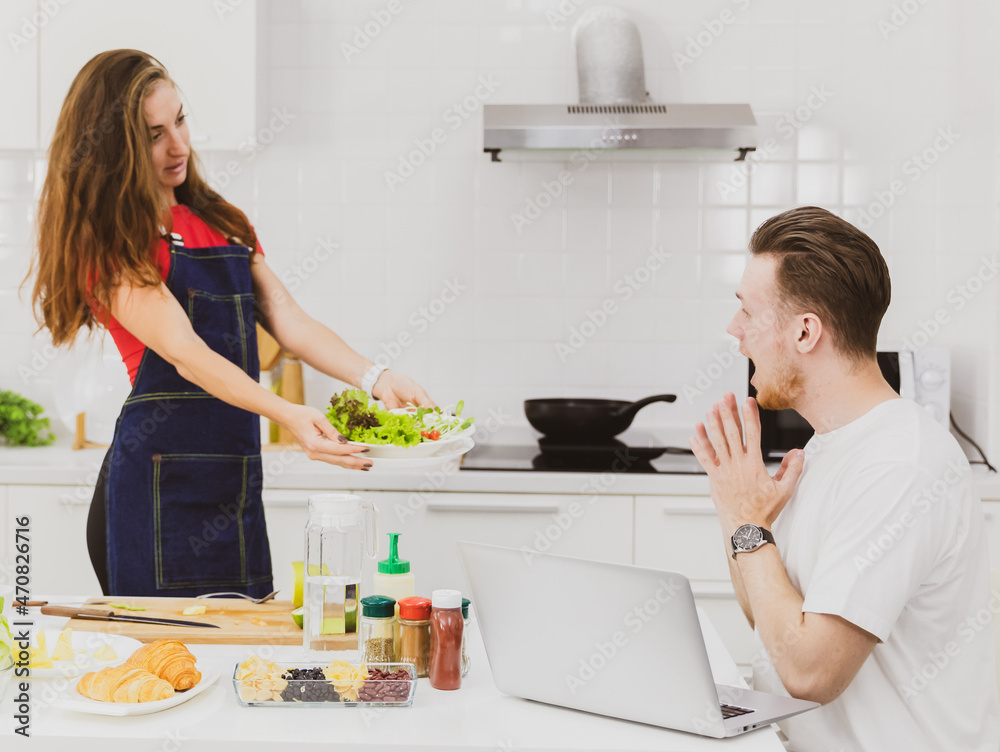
left=749, top=206, right=891, bottom=360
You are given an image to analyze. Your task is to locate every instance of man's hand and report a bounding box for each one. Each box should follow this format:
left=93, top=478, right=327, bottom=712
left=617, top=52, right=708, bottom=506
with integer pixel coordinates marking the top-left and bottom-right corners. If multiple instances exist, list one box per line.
left=689, top=392, right=805, bottom=536
left=371, top=370, right=436, bottom=410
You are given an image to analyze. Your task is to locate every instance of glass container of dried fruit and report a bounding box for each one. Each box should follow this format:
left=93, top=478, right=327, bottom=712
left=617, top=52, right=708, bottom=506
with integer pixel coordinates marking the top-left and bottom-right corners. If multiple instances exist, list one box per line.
left=359, top=595, right=396, bottom=664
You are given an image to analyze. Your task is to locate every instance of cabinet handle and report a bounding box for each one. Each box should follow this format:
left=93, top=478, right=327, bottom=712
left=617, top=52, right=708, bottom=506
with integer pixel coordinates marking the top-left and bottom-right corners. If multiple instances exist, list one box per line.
left=426, top=500, right=561, bottom=514
left=661, top=501, right=718, bottom=516
left=262, top=491, right=356, bottom=506
left=690, top=582, right=736, bottom=599
left=60, top=496, right=92, bottom=507
left=262, top=497, right=310, bottom=507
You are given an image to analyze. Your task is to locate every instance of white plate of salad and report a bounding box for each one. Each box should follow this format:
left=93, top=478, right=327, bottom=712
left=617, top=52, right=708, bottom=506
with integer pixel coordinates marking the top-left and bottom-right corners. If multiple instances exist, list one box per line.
left=326, top=390, right=475, bottom=459
left=366, top=437, right=475, bottom=473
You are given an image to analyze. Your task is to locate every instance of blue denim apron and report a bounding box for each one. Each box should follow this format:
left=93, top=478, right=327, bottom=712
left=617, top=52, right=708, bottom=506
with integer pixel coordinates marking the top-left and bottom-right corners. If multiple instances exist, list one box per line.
left=104, top=230, right=273, bottom=597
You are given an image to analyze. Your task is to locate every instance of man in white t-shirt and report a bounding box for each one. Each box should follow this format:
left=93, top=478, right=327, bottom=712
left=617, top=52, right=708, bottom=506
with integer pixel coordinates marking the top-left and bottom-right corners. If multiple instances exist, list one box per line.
left=688, top=206, right=1000, bottom=751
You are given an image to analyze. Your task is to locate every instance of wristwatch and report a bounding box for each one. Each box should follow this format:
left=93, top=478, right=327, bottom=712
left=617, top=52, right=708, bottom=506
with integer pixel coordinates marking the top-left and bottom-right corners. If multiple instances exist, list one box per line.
left=731, top=524, right=775, bottom=560
left=361, top=364, right=387, bottom=397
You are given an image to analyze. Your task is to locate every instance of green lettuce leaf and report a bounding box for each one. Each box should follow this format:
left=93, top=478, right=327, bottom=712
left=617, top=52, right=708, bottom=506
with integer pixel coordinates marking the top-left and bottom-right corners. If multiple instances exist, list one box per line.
left=325, top=389, right=421, bottom=447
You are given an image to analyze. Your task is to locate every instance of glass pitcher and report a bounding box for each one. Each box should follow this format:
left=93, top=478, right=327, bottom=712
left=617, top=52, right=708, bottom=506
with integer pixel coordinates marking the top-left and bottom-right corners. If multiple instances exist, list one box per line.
left=303, top=493, right=378, bottom=657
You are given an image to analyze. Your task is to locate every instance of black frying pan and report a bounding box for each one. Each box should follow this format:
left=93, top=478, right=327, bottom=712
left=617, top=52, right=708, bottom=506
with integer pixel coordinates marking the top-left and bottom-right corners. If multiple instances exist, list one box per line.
left=524, top=394, right=677, bottom=441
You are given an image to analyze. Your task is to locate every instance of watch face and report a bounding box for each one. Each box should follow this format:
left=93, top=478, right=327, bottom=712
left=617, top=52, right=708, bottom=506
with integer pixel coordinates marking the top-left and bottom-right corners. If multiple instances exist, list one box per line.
left=734, top=524, right=763, bottom=550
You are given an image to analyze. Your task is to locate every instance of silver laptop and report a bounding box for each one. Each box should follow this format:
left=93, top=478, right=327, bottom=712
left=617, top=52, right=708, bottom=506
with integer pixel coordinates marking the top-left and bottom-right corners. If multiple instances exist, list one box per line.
left=457, top=542, right=818, bottom=738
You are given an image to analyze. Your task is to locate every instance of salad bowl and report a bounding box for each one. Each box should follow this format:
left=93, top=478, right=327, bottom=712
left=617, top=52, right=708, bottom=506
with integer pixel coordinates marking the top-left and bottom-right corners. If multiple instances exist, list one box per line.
left=326, top=391, right=476, bottom=460
left=349, top=408, right=476, bottom=459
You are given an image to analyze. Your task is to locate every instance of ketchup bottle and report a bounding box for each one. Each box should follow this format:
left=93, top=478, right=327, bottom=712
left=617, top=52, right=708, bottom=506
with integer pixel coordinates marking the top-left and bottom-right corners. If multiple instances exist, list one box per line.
left=429, top=589, right=463, bottom=690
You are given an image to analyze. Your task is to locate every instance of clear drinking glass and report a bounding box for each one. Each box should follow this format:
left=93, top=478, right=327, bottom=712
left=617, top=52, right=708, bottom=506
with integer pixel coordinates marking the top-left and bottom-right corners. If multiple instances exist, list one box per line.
left=303, top=493, right=378, bottom=659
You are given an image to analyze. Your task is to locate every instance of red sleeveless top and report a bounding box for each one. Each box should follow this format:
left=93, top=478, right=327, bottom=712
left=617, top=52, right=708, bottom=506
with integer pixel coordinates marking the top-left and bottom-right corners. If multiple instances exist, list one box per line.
left=94, top=204, right=264, bottom=385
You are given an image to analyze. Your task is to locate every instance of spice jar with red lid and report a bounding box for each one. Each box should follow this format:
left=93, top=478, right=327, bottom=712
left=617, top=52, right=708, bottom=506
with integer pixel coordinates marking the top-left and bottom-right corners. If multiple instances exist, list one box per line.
left=397, top=596, right=432, bottom=678
left=429, top=589, right=463, bottom=690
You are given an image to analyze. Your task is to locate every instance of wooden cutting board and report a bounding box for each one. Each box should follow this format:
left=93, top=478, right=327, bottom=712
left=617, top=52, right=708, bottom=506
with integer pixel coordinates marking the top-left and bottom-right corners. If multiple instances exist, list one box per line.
left=62, top=598, right=357, bottom=648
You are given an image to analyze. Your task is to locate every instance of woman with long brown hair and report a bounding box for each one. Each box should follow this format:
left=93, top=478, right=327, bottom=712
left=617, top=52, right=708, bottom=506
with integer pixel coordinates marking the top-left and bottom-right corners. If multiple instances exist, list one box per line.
left=31, top=49, right=433, bottom=598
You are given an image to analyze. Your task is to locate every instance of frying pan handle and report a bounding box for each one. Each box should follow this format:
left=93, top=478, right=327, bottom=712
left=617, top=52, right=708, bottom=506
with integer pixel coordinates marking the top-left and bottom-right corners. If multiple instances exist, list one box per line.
left=615, top=393, right=677, bottom=420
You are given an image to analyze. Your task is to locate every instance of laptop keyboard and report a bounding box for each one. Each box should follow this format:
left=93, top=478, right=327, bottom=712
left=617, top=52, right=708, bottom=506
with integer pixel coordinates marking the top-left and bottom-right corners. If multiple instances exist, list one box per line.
left=721, top=703, right=753, bottom=719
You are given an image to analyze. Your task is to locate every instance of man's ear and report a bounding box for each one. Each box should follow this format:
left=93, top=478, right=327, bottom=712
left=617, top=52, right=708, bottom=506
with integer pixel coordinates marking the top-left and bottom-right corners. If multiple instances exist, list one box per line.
left=795, top=313, right=823, bottom=354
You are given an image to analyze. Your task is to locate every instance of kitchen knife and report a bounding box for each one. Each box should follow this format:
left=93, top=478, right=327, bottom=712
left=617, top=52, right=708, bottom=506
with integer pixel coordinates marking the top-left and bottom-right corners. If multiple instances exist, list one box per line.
left=40, top=605, right=221, bottom=629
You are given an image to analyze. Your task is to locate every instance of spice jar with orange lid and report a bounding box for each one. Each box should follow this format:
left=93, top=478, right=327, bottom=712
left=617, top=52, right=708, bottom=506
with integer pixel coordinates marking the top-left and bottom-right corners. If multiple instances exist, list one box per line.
left=397, top=596, right=432, bottom=678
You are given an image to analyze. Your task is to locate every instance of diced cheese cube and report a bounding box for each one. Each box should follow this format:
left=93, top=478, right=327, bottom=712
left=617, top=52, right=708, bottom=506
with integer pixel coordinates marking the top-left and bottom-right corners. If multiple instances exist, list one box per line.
left=51, top=630, right=74, bottom=661
left=93, top=644, right=118, bottom=661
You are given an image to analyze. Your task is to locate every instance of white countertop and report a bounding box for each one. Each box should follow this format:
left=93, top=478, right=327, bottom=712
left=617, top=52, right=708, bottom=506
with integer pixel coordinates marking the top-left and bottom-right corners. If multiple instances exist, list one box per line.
left=0, top=603, right=785, bottom=751
left=1, top=443, right=999, bottom=499
left=0, top=443, right=716, bottom=496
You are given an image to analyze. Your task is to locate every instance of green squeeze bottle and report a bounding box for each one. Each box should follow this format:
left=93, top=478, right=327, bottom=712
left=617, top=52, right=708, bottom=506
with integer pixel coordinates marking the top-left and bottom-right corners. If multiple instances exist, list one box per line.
left=372, top=533, right=415, bottom=654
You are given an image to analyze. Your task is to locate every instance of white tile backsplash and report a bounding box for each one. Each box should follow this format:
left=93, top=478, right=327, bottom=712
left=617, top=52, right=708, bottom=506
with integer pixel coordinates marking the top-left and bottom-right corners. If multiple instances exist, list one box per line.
left=796, top=163, right=840, bottom=205
left=0, top=159, right=33, bottom=201
left=1, top=1, right=998, bottom=459
left=0, top=203, right=32, bottom=247
left=611, top=163, right=656, bottom=207
left=702, top=208, right=749, bottom=252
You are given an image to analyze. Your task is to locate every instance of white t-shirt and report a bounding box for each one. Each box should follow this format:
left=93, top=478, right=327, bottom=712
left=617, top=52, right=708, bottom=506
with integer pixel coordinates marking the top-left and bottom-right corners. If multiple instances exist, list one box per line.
left=751, top=398, right=1000, bottom=752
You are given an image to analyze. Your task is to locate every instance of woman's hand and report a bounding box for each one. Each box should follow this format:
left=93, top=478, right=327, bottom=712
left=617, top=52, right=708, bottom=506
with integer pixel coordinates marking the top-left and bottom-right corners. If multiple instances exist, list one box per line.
left=280, top=404, right=374, bottom=471
left=372, top=370, right=436, bottom=410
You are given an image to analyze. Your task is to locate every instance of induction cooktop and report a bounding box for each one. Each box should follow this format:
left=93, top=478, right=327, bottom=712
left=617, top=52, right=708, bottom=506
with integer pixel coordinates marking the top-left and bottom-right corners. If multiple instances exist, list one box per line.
left=460, top=433, right=706, bottom=475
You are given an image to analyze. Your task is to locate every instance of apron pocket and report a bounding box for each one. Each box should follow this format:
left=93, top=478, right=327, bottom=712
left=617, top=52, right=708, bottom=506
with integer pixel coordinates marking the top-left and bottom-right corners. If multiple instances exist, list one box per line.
left=152, top=453, right=262, bottom=589
left=186, top=291, right=256, bottom=374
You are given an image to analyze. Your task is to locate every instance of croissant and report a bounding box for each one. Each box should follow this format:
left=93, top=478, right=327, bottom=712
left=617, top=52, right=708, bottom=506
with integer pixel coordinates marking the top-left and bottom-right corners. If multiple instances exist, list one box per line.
left=77, top=665, right=174, bottom=703
left=125, top=639, right=201, bottom=690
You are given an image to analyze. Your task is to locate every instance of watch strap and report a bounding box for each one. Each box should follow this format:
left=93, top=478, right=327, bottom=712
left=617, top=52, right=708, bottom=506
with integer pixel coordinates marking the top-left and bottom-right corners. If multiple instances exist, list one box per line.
left=362, top=364, right=387, bottom=397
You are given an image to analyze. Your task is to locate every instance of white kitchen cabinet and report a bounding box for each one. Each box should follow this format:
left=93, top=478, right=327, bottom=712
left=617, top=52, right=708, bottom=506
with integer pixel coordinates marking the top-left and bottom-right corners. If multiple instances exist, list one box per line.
left=262, top=490, right=310, bottom=601
left=691, top=582, right=755, bottom=668
left=983, top=501, right=1000, bottom=573
left=38, top=0, right=259, bottom=149
left=634, top=496, right=755, bottom=667
left=6, top=485, right=100, bottom=597
left=634, top=496, right=730, bottom=582
left=362, top=491, right=634, bottom=596
left=0, top=0, right=40, bottom=148
left=261, top=489, right=366, bottom=603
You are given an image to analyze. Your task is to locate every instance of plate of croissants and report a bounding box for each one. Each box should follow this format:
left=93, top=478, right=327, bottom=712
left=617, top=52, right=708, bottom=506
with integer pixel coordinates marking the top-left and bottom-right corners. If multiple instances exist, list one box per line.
left=53, top=639, right=220, bottom=716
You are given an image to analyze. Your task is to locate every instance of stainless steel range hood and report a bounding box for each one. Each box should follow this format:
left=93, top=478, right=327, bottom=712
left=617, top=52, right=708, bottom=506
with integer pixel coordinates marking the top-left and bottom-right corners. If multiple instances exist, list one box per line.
left=483, top=102, right=757, bottom=162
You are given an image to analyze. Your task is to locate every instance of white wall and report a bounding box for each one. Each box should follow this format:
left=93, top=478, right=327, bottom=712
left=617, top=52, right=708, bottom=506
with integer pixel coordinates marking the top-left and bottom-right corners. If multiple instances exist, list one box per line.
left=1, top=0, right=997, bottom=459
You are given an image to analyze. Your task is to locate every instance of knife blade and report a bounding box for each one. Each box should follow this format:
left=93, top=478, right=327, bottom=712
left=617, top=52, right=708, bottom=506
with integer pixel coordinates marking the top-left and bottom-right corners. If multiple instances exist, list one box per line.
left=40, top=605, right=221, bottom=629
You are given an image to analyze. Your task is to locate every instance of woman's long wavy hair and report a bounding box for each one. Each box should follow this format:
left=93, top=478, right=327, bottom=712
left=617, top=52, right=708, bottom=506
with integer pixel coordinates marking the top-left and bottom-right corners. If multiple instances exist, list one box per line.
left=31, top=49, right=256, bottom=346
